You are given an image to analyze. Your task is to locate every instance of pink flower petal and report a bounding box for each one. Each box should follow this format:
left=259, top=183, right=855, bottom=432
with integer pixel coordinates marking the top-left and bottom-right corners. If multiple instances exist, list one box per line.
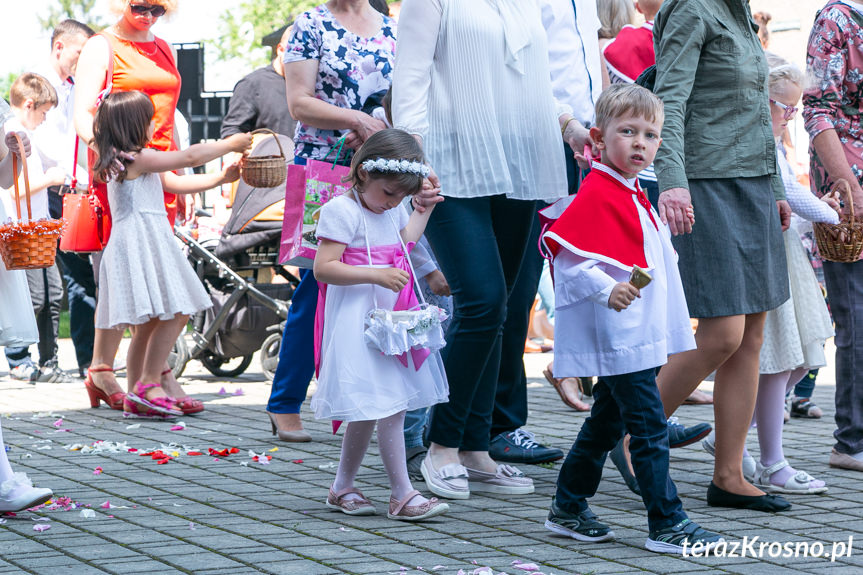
left=52, top=419, right=62, bottom=428
left=217, top=387, right=228, bottom=395
left=233, top=388, right=244, bottom=396
left=33, top=524, right=50, bottom=532
left=93, top=467, right=103, bottom=475
left=100, top=501, right=111, bottom=509
left=170, top=425, right=184, bottom=431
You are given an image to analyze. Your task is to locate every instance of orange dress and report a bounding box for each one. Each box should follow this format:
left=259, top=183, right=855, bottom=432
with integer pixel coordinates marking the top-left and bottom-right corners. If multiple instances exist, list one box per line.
left=91, top=31, right=182, bottom=227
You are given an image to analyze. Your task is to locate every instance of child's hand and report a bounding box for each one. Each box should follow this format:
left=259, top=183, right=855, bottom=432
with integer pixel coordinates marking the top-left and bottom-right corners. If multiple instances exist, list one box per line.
left=424, top=269, right=451, bottom=296
left=608, top=282, right=640, bottom=312
left=226, top=133, right=253, bottom=154
left=822, top=191, right=841, bottom=213
left=45, top=166, right=66, bottom=187
left=376, top=268, right=410, bottom=293
left=221, top=161, right=241, bottom=184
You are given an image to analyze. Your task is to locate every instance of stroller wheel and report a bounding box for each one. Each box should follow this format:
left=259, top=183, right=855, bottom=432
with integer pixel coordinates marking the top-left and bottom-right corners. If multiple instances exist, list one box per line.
left=201, top=352, right=253, bottom=379
left=260, top=332, right=282, bottom=382
left=168, top=335, right=190, bottom=379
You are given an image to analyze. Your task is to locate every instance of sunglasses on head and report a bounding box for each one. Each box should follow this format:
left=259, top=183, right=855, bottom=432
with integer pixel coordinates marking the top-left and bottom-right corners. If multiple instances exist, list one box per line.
left=129, top=3, right=166, bottom=17
left=770, top=99, right=798, bottom=121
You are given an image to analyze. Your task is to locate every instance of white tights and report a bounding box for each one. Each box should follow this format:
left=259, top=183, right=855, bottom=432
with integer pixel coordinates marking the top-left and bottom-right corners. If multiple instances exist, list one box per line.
left=0, top=420, right=13, bottom=483
left=754, top=367, right=823, bottom=487
left=331, top=411, right=425, bottom=505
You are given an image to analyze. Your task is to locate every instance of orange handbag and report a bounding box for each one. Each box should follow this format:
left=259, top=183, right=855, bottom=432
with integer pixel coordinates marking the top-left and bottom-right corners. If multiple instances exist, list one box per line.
left=59, top=137, right=107, bottom=253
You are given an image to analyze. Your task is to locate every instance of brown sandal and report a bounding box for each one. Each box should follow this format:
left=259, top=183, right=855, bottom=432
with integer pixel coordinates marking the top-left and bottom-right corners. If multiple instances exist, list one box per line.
left=543, top=368, right=590, bottom=412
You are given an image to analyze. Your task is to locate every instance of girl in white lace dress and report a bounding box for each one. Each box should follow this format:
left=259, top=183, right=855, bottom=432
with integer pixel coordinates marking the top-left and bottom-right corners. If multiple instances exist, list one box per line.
left=313, top=130, right=449, bottom=521
left=752, top=58, right=837, bottom=494
left=0, top=130, right=53, bottom=511
left=92, top=91, right=250, bottom=418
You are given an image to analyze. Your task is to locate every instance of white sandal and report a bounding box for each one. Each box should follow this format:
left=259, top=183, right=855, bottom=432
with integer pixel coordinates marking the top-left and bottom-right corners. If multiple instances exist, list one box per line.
left=753, top=460, right=828, bottom=495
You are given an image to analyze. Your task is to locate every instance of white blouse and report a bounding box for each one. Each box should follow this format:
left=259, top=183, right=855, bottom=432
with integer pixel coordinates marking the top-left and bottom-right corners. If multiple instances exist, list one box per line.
left=392, top=0, right=569, bottom=202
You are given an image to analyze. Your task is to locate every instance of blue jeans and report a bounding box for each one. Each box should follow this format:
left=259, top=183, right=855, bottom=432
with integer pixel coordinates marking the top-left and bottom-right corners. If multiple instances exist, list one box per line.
left=554, top=368, right=687, bottom=533
left=404, top=408, right=428, bottom=449
left=267, top=268, right=317, bottom=414
left=794, top=369, right=817, bottom=398
left=425, top=195, right=536, bottom=450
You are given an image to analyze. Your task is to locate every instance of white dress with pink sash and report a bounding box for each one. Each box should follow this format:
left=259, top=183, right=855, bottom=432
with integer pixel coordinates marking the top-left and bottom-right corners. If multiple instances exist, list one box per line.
left=310, top=194, right=449, bottom=422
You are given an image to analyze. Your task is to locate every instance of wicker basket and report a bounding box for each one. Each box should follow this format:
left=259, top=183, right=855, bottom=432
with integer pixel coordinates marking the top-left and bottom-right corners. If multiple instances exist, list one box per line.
left=0, top=134, right=64, bottom=271
left=240, top=129, right=287, bottom=188
left=813, top=179, right=863, bottom=263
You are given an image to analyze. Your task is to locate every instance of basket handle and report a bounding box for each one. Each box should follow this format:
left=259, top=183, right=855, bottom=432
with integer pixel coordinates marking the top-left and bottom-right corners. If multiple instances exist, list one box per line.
left=832, top=179, right=855, bottom=222
left=249, top=128, right=285, bottom=160
left=9, top=132, right=32, bottom=222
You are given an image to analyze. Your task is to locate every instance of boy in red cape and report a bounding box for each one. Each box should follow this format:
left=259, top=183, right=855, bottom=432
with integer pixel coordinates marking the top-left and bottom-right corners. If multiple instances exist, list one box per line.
left=539, top=84, right=721, bottom=554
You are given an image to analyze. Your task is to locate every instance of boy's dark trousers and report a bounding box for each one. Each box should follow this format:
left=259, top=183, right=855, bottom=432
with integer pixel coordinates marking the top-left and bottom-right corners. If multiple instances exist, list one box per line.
left=554, top=367, right=688, bottom=533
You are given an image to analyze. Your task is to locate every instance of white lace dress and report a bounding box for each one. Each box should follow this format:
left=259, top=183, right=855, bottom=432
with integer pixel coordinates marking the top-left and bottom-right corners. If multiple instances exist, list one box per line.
left=759, top=149, right=837, bottom=374
left=95, top=172, right=211, bottom=329
left=0, top=197, right=38, bottom=347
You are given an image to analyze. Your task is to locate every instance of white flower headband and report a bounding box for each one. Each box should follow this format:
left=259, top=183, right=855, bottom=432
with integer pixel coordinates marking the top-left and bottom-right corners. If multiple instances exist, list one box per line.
left=362, top=158, right=430, bottom=178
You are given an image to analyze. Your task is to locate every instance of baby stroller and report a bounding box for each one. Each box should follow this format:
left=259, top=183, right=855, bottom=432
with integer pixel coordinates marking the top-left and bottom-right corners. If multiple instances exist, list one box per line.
left=169, top=133, right=299, bottom=380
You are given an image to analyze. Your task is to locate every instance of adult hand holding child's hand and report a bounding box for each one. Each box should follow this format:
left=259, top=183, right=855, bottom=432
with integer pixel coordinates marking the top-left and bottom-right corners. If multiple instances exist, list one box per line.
left=608, top=282, right=640, bottom=312
left=425, top=270, right=451, bottom=296
left=377, top=268, right=410, bottom=293
left=658, top=187, right=694, bottom=235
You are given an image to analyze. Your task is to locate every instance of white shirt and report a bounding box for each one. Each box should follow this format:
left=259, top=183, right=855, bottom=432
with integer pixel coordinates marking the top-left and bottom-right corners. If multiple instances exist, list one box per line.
left=392, top=0, right=568, bottom=202
left=32, top=65, right=88, bottom=187
left=538, top=0, right=602, bottom=126
left=3, top=117, right=50, bottom=221
left=550, top=164, right=694, bottom=377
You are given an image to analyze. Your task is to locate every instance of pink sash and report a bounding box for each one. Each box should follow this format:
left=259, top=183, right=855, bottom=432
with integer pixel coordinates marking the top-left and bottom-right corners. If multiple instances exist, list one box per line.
left=313, top=241, right=431, bottom=380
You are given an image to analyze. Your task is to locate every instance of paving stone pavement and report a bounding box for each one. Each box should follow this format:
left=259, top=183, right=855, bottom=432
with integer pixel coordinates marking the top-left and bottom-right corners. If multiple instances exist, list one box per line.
left=0, top=338, right=859, bottom=575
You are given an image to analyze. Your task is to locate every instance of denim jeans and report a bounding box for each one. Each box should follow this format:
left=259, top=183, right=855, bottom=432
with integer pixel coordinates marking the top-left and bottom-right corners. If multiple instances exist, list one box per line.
left=267, top=268, right=317, bottom=414
left=491, top=209, right=544, bottom=437
left=404, top=407, right=429, bottom=450
left=793, top=369, right=817, bottom=398
left=554, top=368, right=687, bottom=533
left=822, top=260, right=863, bottom=454
left=425, top=195, right=536, bottom=450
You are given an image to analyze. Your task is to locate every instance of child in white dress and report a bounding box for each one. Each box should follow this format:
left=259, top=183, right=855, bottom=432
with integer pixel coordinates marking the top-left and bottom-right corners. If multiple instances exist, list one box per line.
left=752, top=57, right=837, bottom=494
left=313, top=129, right=450, bottom=521
left=0, top=129, right=53, bottom=511
left=92, top=91, right=251, bottom=418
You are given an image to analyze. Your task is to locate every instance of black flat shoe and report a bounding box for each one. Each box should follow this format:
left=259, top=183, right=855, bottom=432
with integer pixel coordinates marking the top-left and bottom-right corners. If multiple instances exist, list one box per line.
left=609, top=438, right=641, bottom=495
left=706, top=482, right=791, bottom=512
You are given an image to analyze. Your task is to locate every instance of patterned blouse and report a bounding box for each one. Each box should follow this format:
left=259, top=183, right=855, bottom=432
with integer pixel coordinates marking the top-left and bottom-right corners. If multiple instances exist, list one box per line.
left=284, top=5, right=397, bottom=161
left=803, top=1, right=863, bottom=196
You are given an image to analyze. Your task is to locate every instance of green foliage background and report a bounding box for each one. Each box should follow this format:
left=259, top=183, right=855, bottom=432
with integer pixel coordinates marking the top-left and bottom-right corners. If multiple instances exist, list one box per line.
left=38, top=0, right=107, bottom=33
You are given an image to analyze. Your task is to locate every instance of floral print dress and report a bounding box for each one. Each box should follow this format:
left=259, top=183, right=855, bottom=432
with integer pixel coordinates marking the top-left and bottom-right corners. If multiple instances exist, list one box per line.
left=803, top=1, right=863, bottom=197
left=284, top=5, right=396, bottom=161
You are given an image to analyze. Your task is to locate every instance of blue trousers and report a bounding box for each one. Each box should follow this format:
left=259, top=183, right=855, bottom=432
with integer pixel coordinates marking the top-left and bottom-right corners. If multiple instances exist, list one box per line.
left=267, top=268, right=317, bottom=414
left=554, top=368, right=687, bottom=533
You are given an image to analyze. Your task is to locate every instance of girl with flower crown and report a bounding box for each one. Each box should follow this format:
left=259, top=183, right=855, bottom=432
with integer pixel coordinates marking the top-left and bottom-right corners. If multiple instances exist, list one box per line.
left=311, top=129, right=451, bottom=521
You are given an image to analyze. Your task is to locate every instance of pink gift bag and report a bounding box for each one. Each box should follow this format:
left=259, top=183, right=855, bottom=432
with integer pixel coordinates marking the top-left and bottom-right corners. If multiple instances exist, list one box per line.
left=279, top=158, right=351, bottom=268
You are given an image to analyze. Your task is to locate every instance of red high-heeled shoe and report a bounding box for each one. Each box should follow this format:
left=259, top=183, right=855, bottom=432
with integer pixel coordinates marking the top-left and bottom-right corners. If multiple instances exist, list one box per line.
left=84, top=367, right=125, bottom=410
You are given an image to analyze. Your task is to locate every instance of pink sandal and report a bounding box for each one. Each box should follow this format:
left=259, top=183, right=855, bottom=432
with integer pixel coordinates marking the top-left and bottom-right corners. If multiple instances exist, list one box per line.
left=387, top=489, right=449, bottom=521
left=160, top=369, right=204, bottom=414
left=325, top=487, right=376, bottom=516
left=123, top=382, right=182, bottom=419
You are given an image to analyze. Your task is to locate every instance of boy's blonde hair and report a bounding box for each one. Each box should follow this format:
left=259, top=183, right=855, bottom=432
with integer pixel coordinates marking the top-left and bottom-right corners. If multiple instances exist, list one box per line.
left=9, top=73, right=58, bottom=109
left=594, top=84, right=664, bottom=132
left=766, top=52, right=804, bottom=93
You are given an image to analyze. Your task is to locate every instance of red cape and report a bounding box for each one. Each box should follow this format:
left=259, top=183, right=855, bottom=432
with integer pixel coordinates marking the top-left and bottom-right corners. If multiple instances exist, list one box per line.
left=603, top=23, right=655, bottom=83
left=541, top=165, right=656, bottom=271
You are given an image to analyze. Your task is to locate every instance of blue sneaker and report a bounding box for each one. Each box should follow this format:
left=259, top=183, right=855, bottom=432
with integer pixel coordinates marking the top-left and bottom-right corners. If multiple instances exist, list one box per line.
left=667, top=416, right=711, bottom=448
left=646, top=518, right=724, bottom=554
left=489, top=428, right=563, bottom=464
left=544, top=500, right=615, bottom=542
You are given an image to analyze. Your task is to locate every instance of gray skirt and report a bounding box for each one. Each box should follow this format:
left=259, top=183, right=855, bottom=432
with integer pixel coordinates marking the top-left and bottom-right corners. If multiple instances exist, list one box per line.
left=672, top=176, right=788, bottom=318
